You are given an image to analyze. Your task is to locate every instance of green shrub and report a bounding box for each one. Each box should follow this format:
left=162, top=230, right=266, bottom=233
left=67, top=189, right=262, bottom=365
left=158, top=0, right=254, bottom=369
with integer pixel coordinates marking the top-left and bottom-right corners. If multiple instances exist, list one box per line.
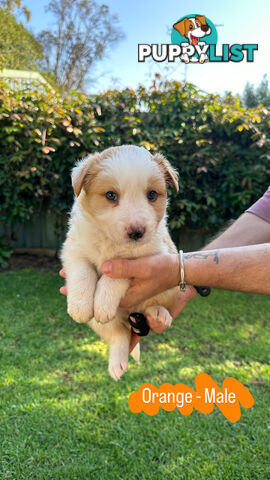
left=0, top=80, right=269, bottom=264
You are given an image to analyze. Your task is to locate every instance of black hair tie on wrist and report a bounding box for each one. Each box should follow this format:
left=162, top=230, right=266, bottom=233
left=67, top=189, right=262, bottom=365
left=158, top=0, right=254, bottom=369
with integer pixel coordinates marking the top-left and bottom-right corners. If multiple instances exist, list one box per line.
left=194, top=286, right=211, bottom=297
left=128, top=312, right=150, bottom=336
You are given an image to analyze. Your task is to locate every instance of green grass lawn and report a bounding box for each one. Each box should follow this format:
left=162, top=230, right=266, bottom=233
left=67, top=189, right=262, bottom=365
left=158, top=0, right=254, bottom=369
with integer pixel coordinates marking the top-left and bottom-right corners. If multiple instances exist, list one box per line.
left=0, top=268, right=269, bottom=480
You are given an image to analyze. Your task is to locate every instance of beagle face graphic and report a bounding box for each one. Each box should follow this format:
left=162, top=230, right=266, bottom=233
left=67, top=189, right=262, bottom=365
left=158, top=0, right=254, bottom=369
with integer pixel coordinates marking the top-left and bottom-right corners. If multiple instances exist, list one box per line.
left=173, top=15, right=211, bottom=45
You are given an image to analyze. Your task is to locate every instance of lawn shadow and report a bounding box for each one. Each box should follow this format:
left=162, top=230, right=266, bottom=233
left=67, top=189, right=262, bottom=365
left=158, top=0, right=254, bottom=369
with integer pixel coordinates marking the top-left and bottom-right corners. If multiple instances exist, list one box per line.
left=1, top=269, right=270, bottom=479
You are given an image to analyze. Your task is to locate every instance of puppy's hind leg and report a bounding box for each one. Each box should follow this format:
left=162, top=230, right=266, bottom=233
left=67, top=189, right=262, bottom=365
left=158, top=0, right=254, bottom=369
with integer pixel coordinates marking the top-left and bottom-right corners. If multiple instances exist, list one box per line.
left=130, top=342, right=140, bottom=363
left=89, top=316, right=131, bottom=381
left=108, top=336, right=130, bottom=381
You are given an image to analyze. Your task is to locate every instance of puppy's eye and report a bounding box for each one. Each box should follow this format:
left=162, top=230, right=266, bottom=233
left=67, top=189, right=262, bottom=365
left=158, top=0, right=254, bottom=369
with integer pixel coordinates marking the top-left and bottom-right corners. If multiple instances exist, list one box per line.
left=196, top=22, right=200, bottom=28
left=105, top=191, right=118, bottom=202
left=189, top=24, right=194, bottom=30
left=147, top=190, right=158, bottom=202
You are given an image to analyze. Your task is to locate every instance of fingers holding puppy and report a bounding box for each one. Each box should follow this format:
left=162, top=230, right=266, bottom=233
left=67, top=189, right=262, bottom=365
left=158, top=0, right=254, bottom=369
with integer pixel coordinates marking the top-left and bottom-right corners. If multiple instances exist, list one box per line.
left=60, top=268, right=174, bottom=333
left=59, top=269, right=67, bottom=296
left=101, top=253, right=179, bottom=308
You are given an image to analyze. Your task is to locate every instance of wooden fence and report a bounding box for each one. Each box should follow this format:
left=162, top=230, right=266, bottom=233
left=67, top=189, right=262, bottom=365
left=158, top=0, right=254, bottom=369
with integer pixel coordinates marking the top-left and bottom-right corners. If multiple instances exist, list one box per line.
left=5, top=212, right=215, bottom=255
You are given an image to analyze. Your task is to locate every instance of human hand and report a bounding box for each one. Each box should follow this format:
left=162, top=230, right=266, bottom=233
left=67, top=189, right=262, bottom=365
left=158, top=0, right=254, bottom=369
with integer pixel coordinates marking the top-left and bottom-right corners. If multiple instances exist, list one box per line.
left=60, top=253, right=180, bottom=311
left=59, top=261, right=198, bottom=353
left=100, top=254, right=197, bottom=350
left=101, top=253, right=180, bottom=308
left=59, top=269, right=67, bottom=295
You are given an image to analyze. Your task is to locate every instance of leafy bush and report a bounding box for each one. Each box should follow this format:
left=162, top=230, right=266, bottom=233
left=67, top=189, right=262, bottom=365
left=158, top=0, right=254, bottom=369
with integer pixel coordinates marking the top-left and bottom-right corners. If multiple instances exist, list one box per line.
left=0, top=237, right=12, bottom=268
left=0, top=80, right=269, bottom=263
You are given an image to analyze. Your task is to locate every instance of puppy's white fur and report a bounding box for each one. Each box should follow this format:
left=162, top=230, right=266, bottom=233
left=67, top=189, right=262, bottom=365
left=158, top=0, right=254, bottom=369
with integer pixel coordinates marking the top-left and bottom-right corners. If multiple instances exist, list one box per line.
left=61, top=145, right=179, bottom=380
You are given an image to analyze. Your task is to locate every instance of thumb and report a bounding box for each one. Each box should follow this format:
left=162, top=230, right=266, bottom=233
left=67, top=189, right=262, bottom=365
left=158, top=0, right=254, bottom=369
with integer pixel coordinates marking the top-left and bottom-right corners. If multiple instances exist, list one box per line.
left=101, top=257, right=147, bottom=279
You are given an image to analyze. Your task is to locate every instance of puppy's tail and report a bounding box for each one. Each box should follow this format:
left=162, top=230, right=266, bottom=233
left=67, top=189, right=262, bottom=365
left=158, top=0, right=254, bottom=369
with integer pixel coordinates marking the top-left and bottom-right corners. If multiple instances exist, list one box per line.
left=130, top=342, right=140, bottom=363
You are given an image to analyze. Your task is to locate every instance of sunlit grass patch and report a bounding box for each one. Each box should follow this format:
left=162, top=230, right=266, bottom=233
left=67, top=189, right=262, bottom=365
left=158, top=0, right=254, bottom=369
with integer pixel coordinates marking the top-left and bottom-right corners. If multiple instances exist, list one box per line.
left=0, top=269, right=269, bottom=479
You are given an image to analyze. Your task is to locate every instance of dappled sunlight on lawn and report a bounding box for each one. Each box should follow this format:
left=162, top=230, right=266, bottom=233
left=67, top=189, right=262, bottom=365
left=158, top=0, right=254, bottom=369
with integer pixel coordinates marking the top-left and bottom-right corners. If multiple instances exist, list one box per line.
left=0, top=269, right=270, bottom=479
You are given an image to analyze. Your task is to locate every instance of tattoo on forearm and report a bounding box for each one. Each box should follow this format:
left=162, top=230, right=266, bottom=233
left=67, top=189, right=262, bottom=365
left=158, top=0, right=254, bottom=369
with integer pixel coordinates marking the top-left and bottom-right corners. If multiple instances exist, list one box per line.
left=184, top=251, right=219, bottom=264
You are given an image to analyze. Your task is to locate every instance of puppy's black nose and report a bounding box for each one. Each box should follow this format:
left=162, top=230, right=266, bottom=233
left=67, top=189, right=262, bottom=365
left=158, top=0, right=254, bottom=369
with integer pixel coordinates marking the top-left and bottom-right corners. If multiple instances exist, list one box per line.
left=201, top=24, right=209, bottom=32
left=127, top=226, right=145, bottom=241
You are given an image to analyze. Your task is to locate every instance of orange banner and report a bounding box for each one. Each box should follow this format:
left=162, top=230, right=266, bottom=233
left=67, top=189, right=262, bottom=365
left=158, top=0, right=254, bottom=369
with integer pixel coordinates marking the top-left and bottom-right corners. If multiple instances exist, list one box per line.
left=128, top=373, right=255, bottom=422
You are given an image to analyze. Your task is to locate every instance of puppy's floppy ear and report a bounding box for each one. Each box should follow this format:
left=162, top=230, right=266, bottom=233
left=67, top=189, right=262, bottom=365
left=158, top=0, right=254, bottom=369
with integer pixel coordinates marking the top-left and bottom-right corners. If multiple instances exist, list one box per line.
left=153, top=153, right=179, bottom=192
left=195, top=15, right=207, bottom=26
left=173, top=17, right=189, bottom=37
left=71, top=153, right=100, bottom=197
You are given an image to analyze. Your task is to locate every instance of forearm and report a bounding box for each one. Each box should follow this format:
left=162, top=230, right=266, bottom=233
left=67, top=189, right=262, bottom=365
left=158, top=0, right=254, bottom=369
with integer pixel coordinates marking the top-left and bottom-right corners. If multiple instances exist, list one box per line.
left=100, top=241, right=270, bottom=308
left=182, top=244, right=270, bottom=295
left=203, top=212, right=270, bottom=250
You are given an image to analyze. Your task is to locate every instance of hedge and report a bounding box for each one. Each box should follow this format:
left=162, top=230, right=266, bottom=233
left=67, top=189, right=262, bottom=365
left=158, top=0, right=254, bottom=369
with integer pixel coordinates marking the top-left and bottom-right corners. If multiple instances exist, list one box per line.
left=0, top=79, right=269, bottom=265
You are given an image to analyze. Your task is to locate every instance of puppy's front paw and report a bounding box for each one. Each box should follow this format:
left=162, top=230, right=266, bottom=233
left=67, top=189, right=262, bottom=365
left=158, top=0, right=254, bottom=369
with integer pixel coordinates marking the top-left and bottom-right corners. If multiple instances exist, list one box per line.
left=94, top=301, right=116, bottom=324
left=68, top=301, right=93, bottom=324
left=94, top=292, right=119, bottom=324
left=93, top=275, right=129, bottom=324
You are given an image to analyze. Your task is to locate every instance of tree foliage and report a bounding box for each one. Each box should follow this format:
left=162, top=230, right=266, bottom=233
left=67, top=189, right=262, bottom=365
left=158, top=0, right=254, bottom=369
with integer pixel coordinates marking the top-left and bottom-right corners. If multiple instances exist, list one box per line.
left=38, top=0, right=124, bottom=91
left=0, top=8, right=43, bottom=70
left=0, top=80, right=269, bottom=265
left=242, top=75, right=270, bottom=108
left=0, top=0, right=30, bottom=20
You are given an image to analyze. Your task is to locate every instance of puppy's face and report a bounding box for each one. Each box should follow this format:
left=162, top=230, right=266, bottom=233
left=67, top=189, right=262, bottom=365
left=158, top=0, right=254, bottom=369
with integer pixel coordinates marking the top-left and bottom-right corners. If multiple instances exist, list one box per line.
left=72, top=146, right=178, bottom=245
left=173, top=16, right=211, bottom=45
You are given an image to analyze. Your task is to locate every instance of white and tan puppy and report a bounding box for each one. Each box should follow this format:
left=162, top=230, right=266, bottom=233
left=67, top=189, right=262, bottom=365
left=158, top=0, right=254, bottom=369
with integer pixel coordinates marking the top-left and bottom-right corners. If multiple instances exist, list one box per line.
left=61, top=145, right=180, bottom=381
